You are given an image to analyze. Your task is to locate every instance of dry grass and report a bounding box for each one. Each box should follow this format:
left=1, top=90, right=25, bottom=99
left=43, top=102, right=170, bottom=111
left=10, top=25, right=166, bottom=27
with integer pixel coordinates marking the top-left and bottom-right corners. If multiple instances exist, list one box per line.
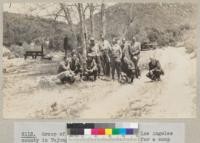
left=183, top=29, right=197, bottom=54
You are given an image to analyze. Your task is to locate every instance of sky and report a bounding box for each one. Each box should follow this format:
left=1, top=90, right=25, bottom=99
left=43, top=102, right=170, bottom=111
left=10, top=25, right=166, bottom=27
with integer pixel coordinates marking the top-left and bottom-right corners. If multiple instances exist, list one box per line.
left=4, top=3, right=67, bottom=19
left=3, top=2, right=116, bottom=23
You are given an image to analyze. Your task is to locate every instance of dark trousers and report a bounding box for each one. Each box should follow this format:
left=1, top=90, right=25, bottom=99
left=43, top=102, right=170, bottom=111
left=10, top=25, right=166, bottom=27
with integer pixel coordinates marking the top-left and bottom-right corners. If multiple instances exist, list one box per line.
left=101, top=54, right=110, bottom=77
left=74, top=68, right=83, bottom=78
left=94, top=56, right=103, bottom=76
left=121, top=61, right=135, bottom=83
left=146, top=69, right=164, bottom=81
left=60, top=75, right=75, bottom=84
left=131, top=55, right=140, bottom=78
left=111, top=60, right=121, bottom=80
left=83, top=70, right=98, bottom=81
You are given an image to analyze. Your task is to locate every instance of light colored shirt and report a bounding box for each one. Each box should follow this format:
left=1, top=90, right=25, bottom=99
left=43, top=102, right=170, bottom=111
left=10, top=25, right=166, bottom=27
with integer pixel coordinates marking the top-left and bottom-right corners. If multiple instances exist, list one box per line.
left=99, top=40, right=111, bottom=51
left=90, top=44, right=100, bottom=56
left=129, top=42, right=141, bottom=56
left=110, top=44, right=122, bottom=61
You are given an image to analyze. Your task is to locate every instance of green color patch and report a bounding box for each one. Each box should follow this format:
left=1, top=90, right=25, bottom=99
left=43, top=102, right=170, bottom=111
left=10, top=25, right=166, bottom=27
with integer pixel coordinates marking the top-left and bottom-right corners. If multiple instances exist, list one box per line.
left=112, top=128, right=119, bottom=135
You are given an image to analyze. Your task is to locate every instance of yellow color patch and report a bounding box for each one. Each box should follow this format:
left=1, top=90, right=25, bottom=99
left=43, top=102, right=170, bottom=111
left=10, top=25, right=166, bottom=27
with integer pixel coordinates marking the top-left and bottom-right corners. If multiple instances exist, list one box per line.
left=105, top=128, right=112, bottom=135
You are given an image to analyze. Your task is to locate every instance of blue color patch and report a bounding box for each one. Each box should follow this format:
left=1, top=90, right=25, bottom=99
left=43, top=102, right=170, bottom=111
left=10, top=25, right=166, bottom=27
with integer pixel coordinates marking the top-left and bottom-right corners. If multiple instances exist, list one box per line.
left=119, top=128, right=126, bottom=135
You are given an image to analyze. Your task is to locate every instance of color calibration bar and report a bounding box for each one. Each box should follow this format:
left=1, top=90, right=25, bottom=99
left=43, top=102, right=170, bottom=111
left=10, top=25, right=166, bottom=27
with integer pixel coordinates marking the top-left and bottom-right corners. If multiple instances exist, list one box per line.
left=67, top=123, right=138, bottom=136
left=66, top=123, right=139, bottom=142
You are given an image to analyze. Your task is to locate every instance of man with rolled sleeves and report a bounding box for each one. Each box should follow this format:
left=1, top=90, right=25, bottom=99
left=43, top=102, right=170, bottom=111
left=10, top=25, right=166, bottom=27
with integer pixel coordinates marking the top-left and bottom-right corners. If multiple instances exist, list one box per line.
left=99, top=35, right=111, bottom=77
left=88, top=37, right=102, bottom=77
left=110, top=38, right=122, bottom=80
left=57, top=57, right=75, bottom=84
left=128, top=37, right=141, bottom=78
left=83, top=53, right=98, bottom=81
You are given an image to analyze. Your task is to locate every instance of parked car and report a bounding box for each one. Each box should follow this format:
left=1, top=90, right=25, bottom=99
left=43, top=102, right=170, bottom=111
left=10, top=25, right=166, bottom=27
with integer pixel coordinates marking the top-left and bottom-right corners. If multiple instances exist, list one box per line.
left=141, top=42, right=158, bottom=51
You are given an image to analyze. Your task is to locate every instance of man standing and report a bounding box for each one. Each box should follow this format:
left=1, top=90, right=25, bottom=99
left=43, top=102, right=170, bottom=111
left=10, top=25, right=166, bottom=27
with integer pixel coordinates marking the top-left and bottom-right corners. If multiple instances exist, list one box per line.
left=120, top=38, right=126, bottom=51
left=64, top=36, right=71, bottom=58
left=128, top=37, right=141, bottom=78
left=99, top=35, right=111, bottom=77
left=110, top=38, right=122, bottom=80
left=88, top=37, right=102, bottom=77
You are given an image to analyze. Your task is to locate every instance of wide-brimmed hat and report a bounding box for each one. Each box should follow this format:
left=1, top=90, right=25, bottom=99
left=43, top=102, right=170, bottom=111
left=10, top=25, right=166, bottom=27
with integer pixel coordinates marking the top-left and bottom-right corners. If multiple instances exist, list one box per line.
left=112, top=37, right=118, bottom=43
left=122, top=38, right=126, bottom=42
left=87, top=52, right=95, bottom=57
left=132, top=36, right=136, bottom=41
left=90, top=37, right=95, bottom=41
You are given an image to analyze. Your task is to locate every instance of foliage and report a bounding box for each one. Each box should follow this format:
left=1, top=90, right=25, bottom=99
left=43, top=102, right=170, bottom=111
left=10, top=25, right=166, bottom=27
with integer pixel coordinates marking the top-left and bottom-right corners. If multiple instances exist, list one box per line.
left=3, top=3, right=197, bottom=53
left=3, top=12, right=72, bottom=50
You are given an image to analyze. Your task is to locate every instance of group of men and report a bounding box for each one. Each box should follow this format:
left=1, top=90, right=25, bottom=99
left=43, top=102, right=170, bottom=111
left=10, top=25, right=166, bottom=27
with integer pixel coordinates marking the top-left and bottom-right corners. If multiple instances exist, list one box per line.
left=57, top=35, right=164, bottom=84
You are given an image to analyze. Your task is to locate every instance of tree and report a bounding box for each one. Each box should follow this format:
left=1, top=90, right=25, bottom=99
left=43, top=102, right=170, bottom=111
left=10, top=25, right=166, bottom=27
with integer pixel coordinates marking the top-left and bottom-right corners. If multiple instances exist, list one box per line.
left=60, top=4, right=74, bottom=57
left=122, top=4, right=135, bottom=39
left=60, top=4, right=76, bottom=37
left=100, top=3, right=106, bottom=37
left=58, top=3, right=90, bottom=63
left=76, top=3, right=87, bottom=64
left=89, top=3, right=95, bottom=37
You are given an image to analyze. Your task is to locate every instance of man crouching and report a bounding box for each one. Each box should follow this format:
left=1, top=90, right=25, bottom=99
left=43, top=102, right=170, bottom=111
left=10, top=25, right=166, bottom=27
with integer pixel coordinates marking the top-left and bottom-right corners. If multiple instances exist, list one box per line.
left=82, top=53, right=98, bottom=81
left=120, top=56, right=136, bottom=84
left=146, top=57, right=164, bottom=81
left=57, top=57, right=75, bottom=84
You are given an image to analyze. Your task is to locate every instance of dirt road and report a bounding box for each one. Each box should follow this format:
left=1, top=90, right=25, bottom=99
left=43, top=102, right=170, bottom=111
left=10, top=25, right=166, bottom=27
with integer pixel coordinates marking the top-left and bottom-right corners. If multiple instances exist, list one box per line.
left=3, top=47, right=196, bottom=119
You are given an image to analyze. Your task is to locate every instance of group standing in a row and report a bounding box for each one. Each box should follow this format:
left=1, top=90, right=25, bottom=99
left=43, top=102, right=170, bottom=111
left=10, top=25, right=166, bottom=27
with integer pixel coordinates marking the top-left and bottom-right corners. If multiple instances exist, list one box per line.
left=57, top=35, right=164, bottom=84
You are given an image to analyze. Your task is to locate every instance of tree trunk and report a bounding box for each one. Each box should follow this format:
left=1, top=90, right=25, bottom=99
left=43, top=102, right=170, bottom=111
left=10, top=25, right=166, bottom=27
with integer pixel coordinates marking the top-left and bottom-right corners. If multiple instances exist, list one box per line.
left=122, top=4, right=134, bottom=38
left=82, top=9, right=88, bottom=44
left=77, top=3, right=87, bottom=65
left=60, top=3, right=77, bottom=42
left=89, top=3, right=95, bottom=37
left=100, top=3, right=106, bottom=37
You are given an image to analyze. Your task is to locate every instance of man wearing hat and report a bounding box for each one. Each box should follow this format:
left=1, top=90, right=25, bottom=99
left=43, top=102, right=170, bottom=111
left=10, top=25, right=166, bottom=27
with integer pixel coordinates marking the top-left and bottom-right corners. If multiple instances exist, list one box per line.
left=110, top=38, right=122, bottom=80
left=99, top=35, right=111, bottom=77
left=88, top=37, right=102, bottom=77
left=146, top=57, right=164, bottom=81
left=70, top=53, right=83, bottom=79
left=57, top=57, right=75, bottom=84
left=83, top=53, right=98, bottom=81
left=128, top=36, right=141, bottom=78
left=120, top=38, right=126, bottom=51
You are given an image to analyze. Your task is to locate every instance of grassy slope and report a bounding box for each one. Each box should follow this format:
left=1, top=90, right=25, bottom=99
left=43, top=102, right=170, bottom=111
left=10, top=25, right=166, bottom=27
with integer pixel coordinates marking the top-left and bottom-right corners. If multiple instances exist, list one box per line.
left=92, top=3, right=197, bottom=42
left=3, top=12, right=71, bottom=49
left=3, top=3, right=198, bottom=50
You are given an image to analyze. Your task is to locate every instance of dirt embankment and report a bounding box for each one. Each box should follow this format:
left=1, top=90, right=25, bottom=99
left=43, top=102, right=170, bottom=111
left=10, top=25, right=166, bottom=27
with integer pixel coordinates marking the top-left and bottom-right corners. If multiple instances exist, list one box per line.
left=3, top=47, right=196, bottom=119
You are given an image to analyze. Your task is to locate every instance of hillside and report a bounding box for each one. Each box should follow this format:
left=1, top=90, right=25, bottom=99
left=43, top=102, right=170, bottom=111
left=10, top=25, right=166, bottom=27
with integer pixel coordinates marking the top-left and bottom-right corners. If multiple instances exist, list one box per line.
left=91, top=3, right=197, bottom=45
left=3, top=3, right=198, bottom=50
left=3, top=12, right=72, bottom=50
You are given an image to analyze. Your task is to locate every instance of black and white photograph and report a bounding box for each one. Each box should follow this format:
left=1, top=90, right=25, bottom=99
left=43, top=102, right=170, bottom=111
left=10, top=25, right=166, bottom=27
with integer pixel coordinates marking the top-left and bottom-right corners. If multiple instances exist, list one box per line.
left=2, top=1, right=197, bottom=119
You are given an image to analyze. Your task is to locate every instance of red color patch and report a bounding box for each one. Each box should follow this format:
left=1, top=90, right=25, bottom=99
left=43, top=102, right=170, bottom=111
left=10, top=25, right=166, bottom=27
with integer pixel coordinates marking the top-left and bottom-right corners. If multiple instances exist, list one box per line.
left=98, top=128, right=105, bottom=135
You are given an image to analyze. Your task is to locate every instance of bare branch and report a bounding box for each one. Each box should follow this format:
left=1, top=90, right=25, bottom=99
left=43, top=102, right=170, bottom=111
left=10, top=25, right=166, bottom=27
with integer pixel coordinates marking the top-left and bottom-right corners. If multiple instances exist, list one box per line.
left=9, top=3, right=12, bottom=8
left=53, top=8, right=63, bottom=20
left=83, top=4, right=89, bottom=13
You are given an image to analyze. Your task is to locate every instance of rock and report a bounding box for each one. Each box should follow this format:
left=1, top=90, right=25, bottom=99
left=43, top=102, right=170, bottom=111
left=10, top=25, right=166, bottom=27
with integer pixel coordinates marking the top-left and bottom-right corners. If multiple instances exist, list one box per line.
left=38, top=76, right=56, bottom=88
left=3, top=46, right=15, bottom=58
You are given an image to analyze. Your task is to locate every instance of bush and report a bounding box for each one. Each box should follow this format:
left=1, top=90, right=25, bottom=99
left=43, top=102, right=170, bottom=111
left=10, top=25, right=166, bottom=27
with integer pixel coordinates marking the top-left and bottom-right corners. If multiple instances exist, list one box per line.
left=182, top=29, right=196, bottom=54
left=147, top=28, right=160, bottom=42
left=3, top=12, right=73, bottom=51
left=3, top=46, right=14, bottom=58
left=179, top=24, right=191, bottom=31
